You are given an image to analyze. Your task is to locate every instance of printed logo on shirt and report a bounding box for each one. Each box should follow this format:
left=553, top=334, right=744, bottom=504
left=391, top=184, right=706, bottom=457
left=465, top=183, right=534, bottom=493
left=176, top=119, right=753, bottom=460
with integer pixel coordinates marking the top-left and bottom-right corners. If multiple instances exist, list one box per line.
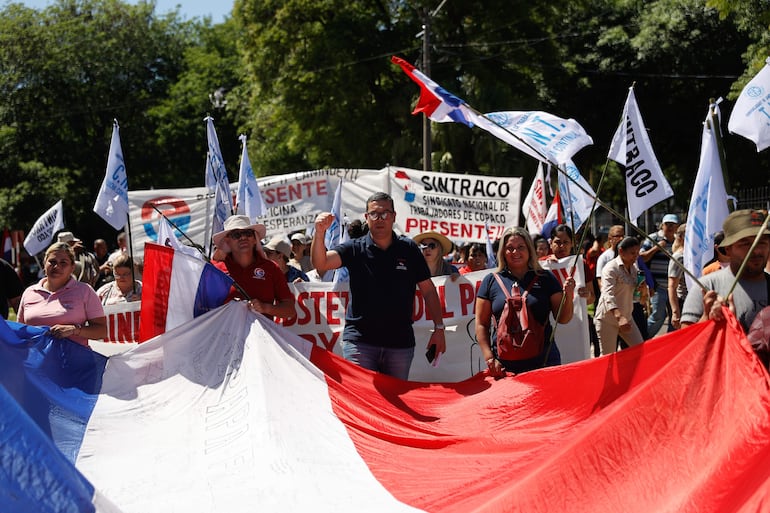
left=252, top=268, right=267, bottom=280
left=395, top=258, right=408, bottom=271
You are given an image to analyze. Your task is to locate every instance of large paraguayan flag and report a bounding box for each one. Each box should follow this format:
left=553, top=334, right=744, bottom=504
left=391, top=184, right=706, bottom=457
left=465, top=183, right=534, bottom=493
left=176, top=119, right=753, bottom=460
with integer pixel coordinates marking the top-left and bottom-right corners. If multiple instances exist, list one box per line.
left=138, top=242, right=232, bottom=341
left=23, top=200, right=65, bottom=256
left=3, top=302, right=770, bottom=512
left=93, top=121, right=129, bottom=231
left=608, top=87, right=673, bottom=224
left=684, top=104, right=729, bottom=292
left=728, top=57, right=770, bottom=152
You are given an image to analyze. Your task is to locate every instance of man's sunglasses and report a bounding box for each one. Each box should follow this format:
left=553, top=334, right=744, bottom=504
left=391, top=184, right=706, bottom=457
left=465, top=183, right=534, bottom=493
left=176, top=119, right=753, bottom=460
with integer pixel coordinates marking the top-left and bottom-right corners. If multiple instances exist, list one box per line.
left=228, top=230, right=255, bottom=240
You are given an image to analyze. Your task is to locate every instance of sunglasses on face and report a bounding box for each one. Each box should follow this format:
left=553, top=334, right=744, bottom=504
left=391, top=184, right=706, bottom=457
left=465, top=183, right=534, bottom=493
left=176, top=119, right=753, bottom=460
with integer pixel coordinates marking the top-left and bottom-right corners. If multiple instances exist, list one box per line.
left=228, top=230, right=255, bottom=240
left=420, top=242, right=438, bottom=251
left=364, top=210, right=393, bottom=221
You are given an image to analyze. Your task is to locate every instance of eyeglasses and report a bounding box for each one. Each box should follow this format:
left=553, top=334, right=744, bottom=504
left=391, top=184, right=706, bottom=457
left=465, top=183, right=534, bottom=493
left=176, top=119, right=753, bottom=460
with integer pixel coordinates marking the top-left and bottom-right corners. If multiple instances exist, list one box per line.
left=46, top=259, right=71, bottom=267
left=365, top=210, right=394, bottom=221
left=228, top=230, right=255, bottom=240
left=420, top=242, right=438, bottom=251
left=113, top=271, right=132, bottom=279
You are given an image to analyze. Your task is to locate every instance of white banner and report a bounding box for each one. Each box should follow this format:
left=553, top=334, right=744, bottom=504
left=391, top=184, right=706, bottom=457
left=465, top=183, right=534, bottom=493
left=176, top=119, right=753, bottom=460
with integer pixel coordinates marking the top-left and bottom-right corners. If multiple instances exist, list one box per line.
left=540, top=255, right=591, bottom=363
left=388, top=166, right=521, bottom=244
left=523, top=162, right=547, bottom=235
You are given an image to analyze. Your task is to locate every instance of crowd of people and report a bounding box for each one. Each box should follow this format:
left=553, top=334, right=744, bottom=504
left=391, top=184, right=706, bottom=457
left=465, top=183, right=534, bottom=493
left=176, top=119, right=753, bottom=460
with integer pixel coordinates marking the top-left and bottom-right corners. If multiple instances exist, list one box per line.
left=3, top=198, right=770, bottom=381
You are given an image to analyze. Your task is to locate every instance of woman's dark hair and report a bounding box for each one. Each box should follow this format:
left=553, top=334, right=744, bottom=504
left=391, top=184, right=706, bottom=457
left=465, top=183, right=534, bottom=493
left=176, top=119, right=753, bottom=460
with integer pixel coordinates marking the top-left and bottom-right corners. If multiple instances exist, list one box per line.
left=615, top=236, right=640, bottom=256
left=550, top=224, right=573, bottom=240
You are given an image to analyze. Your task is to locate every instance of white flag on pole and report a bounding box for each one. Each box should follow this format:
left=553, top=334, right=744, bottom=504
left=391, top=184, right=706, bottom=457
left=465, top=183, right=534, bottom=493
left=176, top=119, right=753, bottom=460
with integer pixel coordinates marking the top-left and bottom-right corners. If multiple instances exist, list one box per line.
left=684, top=103, right=729, bottom=292
left=93, top=121, right=129, bottom=230
left=204, top=117, right=232, bottom=233
left=235, top=134, right=266, bottom=220
left=523, top=162, right=548, bottom=235
left=728, top=57, right=770, bottom=152
left=24, top=200, right=65, bottom=256
left=608, top=87, right=674, bottom=224
left=557, top=159, right=596, bottom=233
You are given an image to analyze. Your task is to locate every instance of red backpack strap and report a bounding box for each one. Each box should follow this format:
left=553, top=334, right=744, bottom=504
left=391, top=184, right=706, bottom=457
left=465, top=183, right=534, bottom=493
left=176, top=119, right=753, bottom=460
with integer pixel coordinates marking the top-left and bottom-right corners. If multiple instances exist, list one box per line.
left=493, top=272, right=512, bottom=299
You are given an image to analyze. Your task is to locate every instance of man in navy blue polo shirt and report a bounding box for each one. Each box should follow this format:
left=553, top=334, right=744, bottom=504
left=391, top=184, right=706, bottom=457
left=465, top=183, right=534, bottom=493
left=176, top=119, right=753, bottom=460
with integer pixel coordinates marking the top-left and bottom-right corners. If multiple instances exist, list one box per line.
left=311, top=191, right=446, bottom=379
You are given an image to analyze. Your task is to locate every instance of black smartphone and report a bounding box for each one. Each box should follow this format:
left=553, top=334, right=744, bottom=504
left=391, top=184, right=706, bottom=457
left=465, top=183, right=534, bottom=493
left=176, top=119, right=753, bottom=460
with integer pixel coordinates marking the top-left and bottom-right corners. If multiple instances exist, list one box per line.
left=425, top=344, right=437, bottom=363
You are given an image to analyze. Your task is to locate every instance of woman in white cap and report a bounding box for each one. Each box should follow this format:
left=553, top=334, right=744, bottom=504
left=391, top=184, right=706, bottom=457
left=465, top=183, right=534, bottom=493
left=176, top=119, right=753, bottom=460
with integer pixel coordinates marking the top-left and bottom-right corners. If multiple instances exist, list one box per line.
left=265, top=236, right=309, bottom=283
left=212, top=215, right=295, bottom=320
left=412, top=231, right=458, bottom=278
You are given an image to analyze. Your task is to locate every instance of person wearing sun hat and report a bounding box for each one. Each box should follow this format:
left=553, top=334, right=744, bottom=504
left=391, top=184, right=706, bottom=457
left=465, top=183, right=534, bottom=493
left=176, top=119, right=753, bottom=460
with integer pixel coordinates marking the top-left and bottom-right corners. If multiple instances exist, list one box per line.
left=681, top=209, right=770, bottom=332
left=413, top=231, right=458, bottom=277
left=640, top=213, right=680, bottom=336
left=211, top=215, right=295, bottom=320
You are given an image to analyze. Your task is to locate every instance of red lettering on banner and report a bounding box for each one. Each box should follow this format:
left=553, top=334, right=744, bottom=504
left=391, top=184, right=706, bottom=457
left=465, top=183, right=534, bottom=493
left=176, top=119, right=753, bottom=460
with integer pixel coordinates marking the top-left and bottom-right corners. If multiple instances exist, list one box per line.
left=105, top=310, right=140, bottom=343
left=459, top=282, right=475, bottom=316
left=318, top=332, right=340, bottom=351
left=413, top=286, right=455, bottom=322
left=306, top=291, right=326, bottom=325
left=298, top=334, right=315, bottom=344
left=403, top=218, right=503, bottom=240
left=263, top=180, right=328, bottom=204
left=277, top=290, right=349, bottom=327
left=413, top=290, right=425, bottom=321
left=325, top=291, right=348, bottom=325
left=551, top=267, right=570, bottom=284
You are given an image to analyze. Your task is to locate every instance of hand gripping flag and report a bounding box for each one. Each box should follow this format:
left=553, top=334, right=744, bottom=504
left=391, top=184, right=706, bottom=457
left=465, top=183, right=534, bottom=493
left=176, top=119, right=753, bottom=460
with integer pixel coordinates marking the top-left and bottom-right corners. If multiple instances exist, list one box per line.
left=523, top=162, right=548, bottom=235
left=23, top=200, right=65, bottom=256
left=93, top=120, right=129, bottom=230
left=608, top=87, right=674, bottom=224
left=204, top=117, right=233, bottom=233
left=684, top=103, right=729, bottom=292
left=139, top=242, right=233, bottom=341
left=236, top=134, right=266, bottom=220
left=728, top=57, right=770, bottom=152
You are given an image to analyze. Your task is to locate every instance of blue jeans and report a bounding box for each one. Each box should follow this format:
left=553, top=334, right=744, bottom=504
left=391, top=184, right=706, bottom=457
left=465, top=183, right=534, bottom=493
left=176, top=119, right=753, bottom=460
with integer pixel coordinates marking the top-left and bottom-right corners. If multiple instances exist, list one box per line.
left=341, top=340, right=415, bottom=380
left=646, top=282, right=670, bottom=336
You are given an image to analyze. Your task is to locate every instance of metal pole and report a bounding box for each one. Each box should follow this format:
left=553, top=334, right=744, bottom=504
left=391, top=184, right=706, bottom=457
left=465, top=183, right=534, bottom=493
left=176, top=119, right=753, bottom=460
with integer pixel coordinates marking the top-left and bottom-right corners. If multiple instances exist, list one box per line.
left=422, top=9, right=432, bottom=172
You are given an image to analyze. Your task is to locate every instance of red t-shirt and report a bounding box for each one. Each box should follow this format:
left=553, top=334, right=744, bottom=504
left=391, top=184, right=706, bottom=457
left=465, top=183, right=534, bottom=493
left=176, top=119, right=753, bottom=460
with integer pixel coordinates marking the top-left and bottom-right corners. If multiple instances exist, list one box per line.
left=214, top=254, right=293, bottom=306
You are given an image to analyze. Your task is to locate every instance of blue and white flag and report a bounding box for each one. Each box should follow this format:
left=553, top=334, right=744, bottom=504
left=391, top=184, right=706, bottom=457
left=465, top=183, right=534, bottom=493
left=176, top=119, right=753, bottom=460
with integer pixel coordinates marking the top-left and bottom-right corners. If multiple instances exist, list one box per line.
left=684, top=103, right=729, bottom=292
left=324, top=179, right=344, bottom=251
left=542, top=189, right=562, bottom=238
left=23, top=200, right=65, bottom=256
left=728, top=57, right=770, bottom=152
left=484, top=111, right=594, bottom=166
left=557, top=159, right=597, bottom=233
left=93, top=121, right=129, bottom=230
left=236, top=134, right=266, bottom=220
left=204, top=117, right=232, bottom=233
left=607, top=87, right=674, bottom=224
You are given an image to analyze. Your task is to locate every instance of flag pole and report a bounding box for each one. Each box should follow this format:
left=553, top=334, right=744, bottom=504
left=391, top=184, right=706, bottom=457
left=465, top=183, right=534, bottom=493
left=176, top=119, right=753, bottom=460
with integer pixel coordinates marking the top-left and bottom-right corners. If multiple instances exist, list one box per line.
left=125, top=213, right=137, bottom=295
left=150, top=204, right=205, bottom=256
left=708, top=99, right=732, bottom=208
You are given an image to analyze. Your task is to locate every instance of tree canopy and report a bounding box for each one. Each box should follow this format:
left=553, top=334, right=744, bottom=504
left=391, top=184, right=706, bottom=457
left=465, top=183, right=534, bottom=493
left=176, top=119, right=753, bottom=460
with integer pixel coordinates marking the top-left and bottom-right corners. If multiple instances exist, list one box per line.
left=1, top=0, right=768, bottom=243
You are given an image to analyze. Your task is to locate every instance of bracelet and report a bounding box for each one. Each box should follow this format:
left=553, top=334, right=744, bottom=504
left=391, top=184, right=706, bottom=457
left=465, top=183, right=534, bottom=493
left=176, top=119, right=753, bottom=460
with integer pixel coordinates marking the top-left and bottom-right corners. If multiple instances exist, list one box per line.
left=434, top=324, right=445, bottom=330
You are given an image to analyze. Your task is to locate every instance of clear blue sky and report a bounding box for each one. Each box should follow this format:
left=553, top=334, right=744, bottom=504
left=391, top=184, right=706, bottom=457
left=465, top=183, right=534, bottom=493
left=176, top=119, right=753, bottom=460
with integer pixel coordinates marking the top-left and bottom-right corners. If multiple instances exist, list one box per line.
left=15, top=0, right=233, bottom=23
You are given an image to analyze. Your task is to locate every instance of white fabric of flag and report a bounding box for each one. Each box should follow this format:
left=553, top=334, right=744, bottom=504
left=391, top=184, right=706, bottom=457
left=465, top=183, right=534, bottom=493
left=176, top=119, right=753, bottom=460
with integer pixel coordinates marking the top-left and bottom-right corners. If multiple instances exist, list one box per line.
left=157, top=216, right=202, bottom=260
left=607, top=87, right=674, bottom=224
left=93, top=121, right=129, bottom=230
left=684, top=105, right=729, bottom=292
left=23, top=200, right=65, bottom=256
left=236, top=134, right=266, bottom=220
left=204, top=117, right=232, bottom=234
left=523, top=162, right=548, bottom=235
left=557, top=160, right=596, bottom=233
left=728, top=57, right=770, bottom=152
left=484, top=111, right=594, bottom=165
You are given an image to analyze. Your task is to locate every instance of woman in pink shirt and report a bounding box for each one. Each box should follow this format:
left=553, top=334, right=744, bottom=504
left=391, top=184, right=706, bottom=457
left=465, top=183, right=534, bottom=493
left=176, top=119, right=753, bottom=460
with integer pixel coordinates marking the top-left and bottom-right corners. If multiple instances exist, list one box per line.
left=18, top=242, right=106, bottom=346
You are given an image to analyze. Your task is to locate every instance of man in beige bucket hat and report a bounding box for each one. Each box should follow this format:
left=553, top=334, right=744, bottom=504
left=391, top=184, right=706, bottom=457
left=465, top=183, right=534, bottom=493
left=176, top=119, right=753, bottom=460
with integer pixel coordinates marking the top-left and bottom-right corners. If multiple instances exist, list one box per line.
left=681, top=209, right=770, bottom=332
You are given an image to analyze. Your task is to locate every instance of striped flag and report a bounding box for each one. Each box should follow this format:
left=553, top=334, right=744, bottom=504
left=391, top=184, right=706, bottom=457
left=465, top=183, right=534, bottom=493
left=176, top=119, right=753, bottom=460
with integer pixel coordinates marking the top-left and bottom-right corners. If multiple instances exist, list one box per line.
left=138, top=242, right=232, bottom=341
left=3, top=304, right=770, bottom=512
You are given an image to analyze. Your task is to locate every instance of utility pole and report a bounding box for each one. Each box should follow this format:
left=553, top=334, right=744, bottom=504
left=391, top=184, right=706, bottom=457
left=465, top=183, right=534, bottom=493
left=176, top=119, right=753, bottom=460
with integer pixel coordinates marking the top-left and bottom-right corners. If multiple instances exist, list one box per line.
left=421, top=9, right=431, bottom=172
